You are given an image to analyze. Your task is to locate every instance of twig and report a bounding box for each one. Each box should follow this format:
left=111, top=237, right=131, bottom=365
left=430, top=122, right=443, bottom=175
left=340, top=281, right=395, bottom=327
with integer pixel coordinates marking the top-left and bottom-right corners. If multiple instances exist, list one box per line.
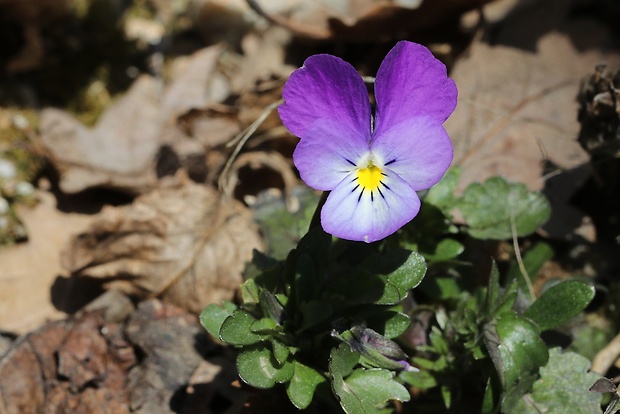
left=592, top=331, right=620, bottom=375
left=222, top=151, right=300, bottom=213
left=218, top=98, right=283, bottom=194
left=511, top=210, right=535, bottom=300
left=245, top=0, right=330, bottom=39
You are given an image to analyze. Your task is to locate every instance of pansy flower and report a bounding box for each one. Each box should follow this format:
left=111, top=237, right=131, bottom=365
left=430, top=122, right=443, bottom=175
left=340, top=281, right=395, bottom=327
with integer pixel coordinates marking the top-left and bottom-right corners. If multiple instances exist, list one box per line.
left=279, top=41, right=457, bottom=243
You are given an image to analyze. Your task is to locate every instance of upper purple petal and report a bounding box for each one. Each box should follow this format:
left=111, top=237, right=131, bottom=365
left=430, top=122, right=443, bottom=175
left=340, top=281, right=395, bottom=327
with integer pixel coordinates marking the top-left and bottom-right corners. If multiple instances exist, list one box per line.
left=373, top=41, right=457, bottom=137
left=278, top=54, right=372, bottom=139
left=371, top=116, right=453, bottom=191
left=293, top=118, right=369, bottom=191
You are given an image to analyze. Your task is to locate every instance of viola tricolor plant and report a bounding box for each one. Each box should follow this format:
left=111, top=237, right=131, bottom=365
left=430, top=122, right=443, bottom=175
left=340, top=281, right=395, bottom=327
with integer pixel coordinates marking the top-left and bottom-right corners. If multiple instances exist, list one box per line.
left=279, top=41, right=457, bottom=243
left=201, top=41, right=597, bottom=414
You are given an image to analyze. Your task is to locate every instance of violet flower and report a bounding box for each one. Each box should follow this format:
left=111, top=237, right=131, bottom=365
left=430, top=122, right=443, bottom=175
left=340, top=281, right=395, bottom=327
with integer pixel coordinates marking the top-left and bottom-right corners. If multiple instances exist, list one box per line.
left=279, top=41, right=457, bottom=243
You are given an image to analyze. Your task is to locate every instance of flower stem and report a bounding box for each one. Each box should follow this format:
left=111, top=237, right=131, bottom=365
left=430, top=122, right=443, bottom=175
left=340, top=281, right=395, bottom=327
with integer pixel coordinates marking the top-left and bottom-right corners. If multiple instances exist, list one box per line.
left=309, top=191, right=329, bottom=230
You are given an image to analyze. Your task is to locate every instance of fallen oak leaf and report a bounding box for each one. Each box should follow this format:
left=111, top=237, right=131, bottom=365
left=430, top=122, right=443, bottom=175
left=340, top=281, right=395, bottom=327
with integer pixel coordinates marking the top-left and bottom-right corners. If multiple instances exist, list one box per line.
left=40, top=75, right=163, bottom=195
left=40, top=44, right=231, bottom=195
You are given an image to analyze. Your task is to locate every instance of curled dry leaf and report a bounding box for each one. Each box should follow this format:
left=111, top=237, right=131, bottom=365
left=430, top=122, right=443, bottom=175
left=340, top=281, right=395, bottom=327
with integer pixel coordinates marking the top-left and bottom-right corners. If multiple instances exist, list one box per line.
left=0, top=311, right=136, bottom=414
left=40, top=76, right=164, bottom=195
left=61, top=179, right=262, bottom=313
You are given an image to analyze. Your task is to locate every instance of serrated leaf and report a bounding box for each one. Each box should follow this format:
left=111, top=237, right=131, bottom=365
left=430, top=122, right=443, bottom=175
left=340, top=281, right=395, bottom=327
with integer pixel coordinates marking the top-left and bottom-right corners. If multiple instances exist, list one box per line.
left=509, top=348, right=602, bottom=414
left=523, top=280, right=595, bottom=331
left=237, top=344, right=294, bottom=389
left=459, top=177, right=551, bottom=240
left=219, top=310, right=268, bottom=345
left=199, top=301, right=237, bottom=338
left=286, top=361, right=327, bottom=409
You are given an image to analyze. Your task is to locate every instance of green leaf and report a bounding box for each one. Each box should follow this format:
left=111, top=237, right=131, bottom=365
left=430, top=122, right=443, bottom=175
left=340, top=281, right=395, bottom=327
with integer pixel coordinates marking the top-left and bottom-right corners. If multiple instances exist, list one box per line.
left=271, top=339, right=290, bottom=365
left=219, top=310, right=268, bottom=345
left=330, top=343, right=360, bottom=379
left=419, top=276, right=465, bottom=300
left=369, top=250, right=427, bottom=305
left=237, top=344, right=294, bottom=389
left=330, top=344, right=410, bottom=413
left=424, top=238, right=464, bottom=262
left=286, top=361, right=327, bottom=409
left=425, top=167, right=461, bottom=212
left=459, top=177, right=551, bottom=240
left=523, top=280, right=595, bottom=331
left=509, top=348, right=602, bottom=414
left=252, top=186, right=320, bottom=260
left=364, top=311, right=411, bottom=339
left=486, top=261, right=501, bottom=315
left=332, top=250, right=426, bottom=306
left=484, top=313, right=548, bottom=392
left=199, top=301, right=237, bottom=338
left=339, top=369, right=411, bottom=413
left=250, top=317, right=279, bottom=334
left=400, top=369, right=438, bottom=390
left=241, top=279, right=260, bottom=305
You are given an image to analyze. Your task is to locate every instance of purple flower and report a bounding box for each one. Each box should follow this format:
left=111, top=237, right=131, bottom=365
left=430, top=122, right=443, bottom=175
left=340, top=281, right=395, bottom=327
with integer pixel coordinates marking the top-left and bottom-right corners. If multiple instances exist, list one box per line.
left=279, top=41, right=457, bottom=243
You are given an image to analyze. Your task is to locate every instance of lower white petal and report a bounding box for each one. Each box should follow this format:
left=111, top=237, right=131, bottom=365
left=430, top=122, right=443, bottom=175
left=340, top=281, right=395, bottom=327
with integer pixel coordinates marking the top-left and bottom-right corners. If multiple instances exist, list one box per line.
left=321, top=168, right=420, bottom=243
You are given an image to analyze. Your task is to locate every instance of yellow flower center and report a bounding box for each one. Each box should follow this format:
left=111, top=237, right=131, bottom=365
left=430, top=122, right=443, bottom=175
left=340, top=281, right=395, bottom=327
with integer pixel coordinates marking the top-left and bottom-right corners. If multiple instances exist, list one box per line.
left=356, top=164, right=383, bottom=191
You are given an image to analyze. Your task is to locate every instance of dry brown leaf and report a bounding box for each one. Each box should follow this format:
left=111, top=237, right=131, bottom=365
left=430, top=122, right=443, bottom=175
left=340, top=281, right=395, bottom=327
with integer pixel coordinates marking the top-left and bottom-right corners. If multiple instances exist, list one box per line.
left=446, top=26, right=620, bottom=193
left=0, top=190, right=93, bottom=334
left=40, top=44, right=231, bottom=195
left=0, top=311, right=135, bottom=414
left=40, top=76, right=164, bottom=194
left=61, top=178, right=262, bottom=313
left=163, top=44, right=229, bottom=120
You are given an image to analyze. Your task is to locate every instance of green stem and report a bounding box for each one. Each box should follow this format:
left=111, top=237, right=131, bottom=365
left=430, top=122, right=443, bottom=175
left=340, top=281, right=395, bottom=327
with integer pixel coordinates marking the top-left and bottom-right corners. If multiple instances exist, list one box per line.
left=309, top=191, right=329, bottom=231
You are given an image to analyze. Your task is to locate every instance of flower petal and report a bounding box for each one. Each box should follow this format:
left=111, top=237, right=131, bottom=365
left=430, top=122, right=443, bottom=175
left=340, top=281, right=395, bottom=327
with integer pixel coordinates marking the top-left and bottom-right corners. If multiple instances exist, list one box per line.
left=293, top=118, right=369, bottom=191
left=321, top=169, right=420, bottom=243
left=371, top=116, right=453, bottom=191
left=374, top=41, right=457, bottom=136
left=278, top=54, right=372, bottom=139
